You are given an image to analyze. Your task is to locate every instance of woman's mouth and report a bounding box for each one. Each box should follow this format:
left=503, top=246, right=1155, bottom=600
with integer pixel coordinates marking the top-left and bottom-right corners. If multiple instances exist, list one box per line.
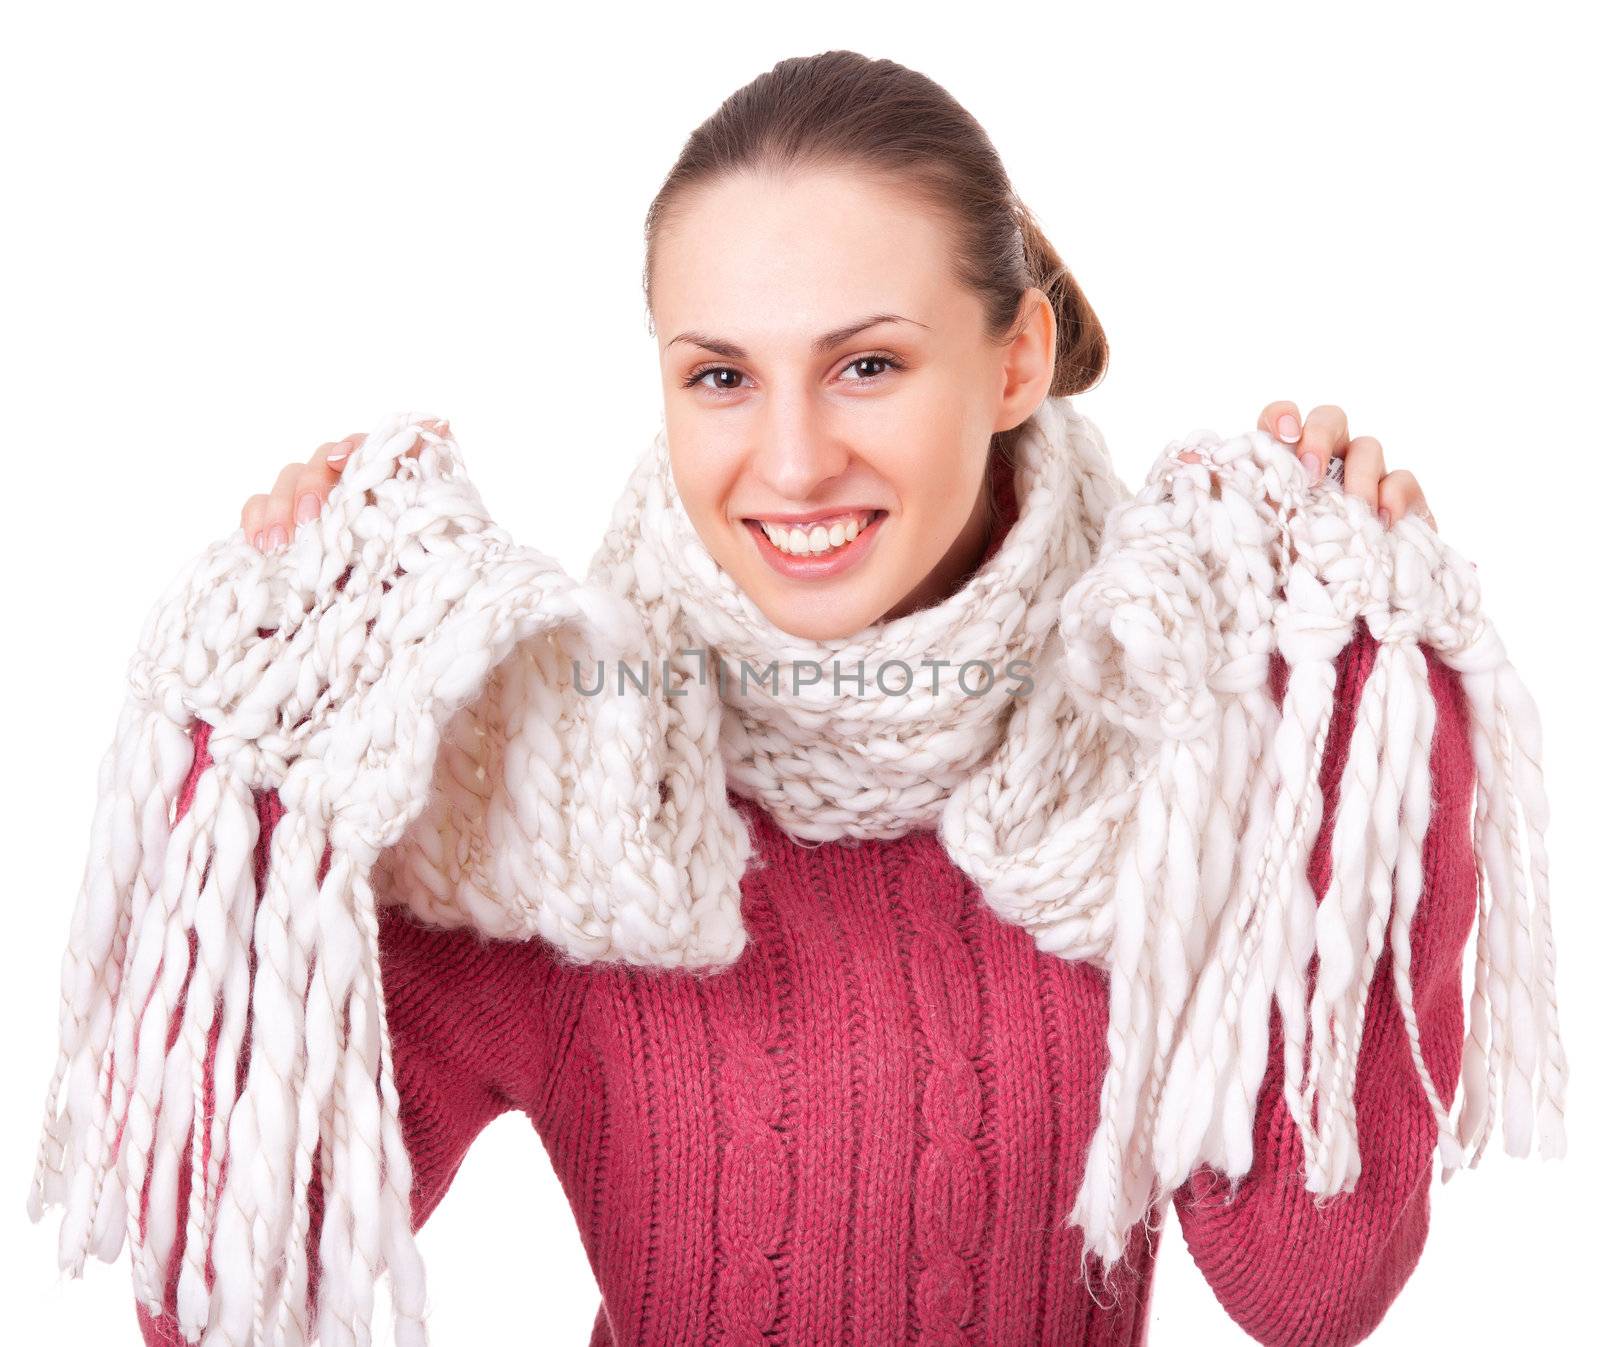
left=742, top=508, right=888, bottom=579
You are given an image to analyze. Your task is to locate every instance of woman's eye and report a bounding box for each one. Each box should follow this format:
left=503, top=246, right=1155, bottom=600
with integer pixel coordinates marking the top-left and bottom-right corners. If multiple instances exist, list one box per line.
left=683, top=366, right=747, bottom=392
left=841, top=354, right=900, bottom=381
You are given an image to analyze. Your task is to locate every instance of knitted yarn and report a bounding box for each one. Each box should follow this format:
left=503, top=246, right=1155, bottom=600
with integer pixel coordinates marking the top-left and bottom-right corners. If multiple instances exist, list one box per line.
left=28, top=396, right=1567, bottom=1346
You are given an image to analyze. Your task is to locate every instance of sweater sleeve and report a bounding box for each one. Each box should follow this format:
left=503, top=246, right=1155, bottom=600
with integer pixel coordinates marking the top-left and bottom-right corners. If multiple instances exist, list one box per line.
left=132, top=724, right=514, bottom=1346
left=1171, top=624, right=1480, bottom=1347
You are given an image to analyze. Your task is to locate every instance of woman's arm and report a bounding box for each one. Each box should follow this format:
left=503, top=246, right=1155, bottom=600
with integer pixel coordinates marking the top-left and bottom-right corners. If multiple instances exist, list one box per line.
left=1171, top=625, right=1479, bottom=1347
left=133, top=724, right=513, bottom=1346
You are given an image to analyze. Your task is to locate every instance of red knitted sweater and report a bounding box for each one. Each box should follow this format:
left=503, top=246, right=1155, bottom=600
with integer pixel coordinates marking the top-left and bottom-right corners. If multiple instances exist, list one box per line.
left=134, top=473, right=1478, bottom=1346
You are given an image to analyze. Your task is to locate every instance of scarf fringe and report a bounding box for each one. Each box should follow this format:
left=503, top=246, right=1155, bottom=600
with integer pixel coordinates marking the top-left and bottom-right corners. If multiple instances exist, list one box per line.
left=1059, top=428, right=1568, bottom=1272
left=27, top=682, right=433, bottom=1347
left=25, top=414, right=655, bottom=1346
left=1445, top=646, right=1569, bottom=1169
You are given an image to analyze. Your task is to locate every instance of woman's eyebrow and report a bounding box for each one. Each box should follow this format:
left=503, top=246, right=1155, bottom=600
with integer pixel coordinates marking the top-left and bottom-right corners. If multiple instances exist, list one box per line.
left=667, top=313, right=928, bottom=360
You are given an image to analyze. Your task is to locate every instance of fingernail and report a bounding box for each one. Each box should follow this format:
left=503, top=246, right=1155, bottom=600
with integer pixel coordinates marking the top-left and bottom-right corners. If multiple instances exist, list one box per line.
left=295, top=493, right=321, bottom=525
left=252, top=530, right=266, bottom=551
left=1277, top=413, right=1301, bottom=443
left=1379, top=507, right=1392, bottom=529
left=1299, top=450, right=1323, bottom=483
left=267, top=524, right=288, bottom=552
left=327, top=448, right=350, bottom=465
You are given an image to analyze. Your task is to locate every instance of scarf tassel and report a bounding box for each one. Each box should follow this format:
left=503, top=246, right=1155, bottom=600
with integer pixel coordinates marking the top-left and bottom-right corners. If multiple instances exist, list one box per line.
left=1061, top=520, right=1244, bottom=1283
left=1440, top=635, right=1568, bottom=1173
left=29, top=698, right=432, bottom=1347
left=1064, top=510, right=1568, bottom=1275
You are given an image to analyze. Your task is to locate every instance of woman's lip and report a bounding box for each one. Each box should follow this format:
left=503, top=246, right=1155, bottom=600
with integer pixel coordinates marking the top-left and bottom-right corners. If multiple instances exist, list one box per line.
left=742, top=507, right=883, bottom=527
left=744, top=510, right=886, bottom=580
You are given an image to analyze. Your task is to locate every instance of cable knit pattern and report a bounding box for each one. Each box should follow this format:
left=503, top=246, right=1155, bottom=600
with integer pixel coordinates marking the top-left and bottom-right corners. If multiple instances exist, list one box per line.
left=134, top=615, right=1474, bottom=1345
left=902, top=835, right=988, bottom=1341
left=696, top=845, right=789, bottom=1344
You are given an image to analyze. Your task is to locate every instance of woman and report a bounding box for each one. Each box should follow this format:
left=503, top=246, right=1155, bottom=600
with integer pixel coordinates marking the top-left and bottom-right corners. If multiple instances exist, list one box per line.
left=31, top=50, right=1562, bottom=1347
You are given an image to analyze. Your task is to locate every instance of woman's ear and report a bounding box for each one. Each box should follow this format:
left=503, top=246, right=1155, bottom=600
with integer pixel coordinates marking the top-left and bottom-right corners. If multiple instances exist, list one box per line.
left=995, top=285, right=1057, bottom=434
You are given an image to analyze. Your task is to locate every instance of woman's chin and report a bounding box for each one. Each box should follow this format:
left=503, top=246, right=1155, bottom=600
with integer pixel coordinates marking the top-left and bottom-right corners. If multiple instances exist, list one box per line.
left=740, top=575, right=893, bottom=643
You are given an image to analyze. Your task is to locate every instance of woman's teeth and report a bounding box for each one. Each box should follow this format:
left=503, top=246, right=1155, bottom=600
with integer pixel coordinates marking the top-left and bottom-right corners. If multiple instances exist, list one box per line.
left=758, top=510, right=877, bottom=557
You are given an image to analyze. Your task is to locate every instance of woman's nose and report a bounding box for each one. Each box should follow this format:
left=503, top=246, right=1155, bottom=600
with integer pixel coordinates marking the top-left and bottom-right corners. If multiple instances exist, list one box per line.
left=749, top=430, right=852, bottom=503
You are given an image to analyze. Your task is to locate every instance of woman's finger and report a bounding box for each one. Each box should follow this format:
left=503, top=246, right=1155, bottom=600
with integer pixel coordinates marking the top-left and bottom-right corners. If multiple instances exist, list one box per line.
left=1257, top=399, right=1303, bottom=445
left=1375, top=468, right=1435, bottom=530
left=292, top=441, right=362, bottom=535
left=260, top=461, right=307, bottom=552
left=1339, top=435, right=1387, bottom=513
left=240, top=492, right=270, bottom=544
left=1297, top=403, right=1350, bottom=484
left=322, top=433, right=365, bottom=473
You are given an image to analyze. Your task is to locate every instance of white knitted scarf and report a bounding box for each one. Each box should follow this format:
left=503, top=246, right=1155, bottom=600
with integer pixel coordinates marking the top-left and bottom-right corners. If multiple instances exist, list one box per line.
left=29, top=396, right=1567, bottom=1346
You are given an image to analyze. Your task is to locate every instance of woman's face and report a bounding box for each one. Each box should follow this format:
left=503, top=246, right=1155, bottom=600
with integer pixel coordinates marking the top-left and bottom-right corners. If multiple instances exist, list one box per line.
left=652, top=167, right=1055, bottom=641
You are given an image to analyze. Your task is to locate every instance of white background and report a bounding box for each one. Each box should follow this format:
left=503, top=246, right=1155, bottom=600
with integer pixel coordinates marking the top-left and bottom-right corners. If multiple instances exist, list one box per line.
left=3, top=3, right=1593, bottom=1343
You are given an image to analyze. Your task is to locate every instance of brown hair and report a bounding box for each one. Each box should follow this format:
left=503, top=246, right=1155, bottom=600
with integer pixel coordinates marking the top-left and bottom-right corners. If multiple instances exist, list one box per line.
left=641, top=49, right=1109, bottom=409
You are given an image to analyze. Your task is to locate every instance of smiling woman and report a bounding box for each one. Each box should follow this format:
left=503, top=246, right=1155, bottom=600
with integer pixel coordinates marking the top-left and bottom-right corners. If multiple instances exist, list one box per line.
left=654, top=175, right=1037, bottom=637
left=30, top=47, right=1567, bottom=1347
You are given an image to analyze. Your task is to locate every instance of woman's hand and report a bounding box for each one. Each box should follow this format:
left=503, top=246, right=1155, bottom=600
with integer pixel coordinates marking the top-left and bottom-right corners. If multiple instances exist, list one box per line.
left=1254, top=401, right=1436, bottom=531
left=1175, top=402, right=1436, bottom=530
left=241, top=419, right=444, bottom=552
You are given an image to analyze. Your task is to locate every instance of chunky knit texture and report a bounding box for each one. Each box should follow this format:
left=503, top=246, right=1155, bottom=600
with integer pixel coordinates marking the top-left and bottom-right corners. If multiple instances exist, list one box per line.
left=33, top=398, right=1566, bottom=1346
left=135, top=618, right=1477, bottom=1347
